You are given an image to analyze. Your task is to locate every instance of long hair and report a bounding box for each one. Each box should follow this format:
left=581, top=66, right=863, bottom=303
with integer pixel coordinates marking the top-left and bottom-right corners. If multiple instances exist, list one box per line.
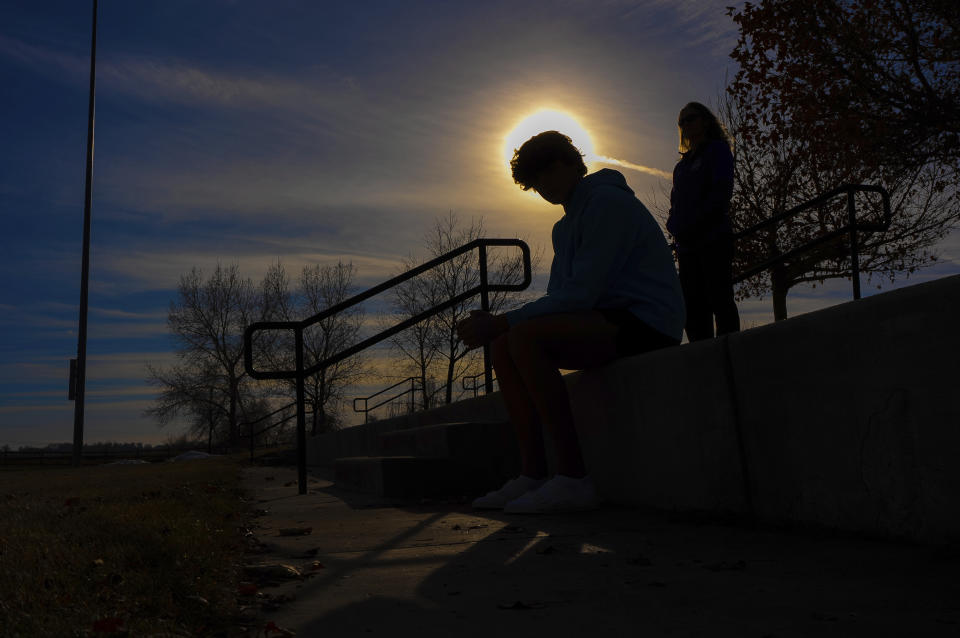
left=678, top=102, right=732, bottom=155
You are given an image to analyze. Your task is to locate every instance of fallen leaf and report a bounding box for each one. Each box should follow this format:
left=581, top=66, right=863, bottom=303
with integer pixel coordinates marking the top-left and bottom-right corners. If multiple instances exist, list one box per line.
left=627, top=555, right=653, bottom=566
left=579, top=543, right=610, bottom=554
left=264, top=620, right=297, bottom=636
left=704, top=559, right=747, bottom=572
left=91, top=617, right=124, bottom=633
left=244, top=563, right=302, bottom=580
left=497, top=600, right=544, bottom=610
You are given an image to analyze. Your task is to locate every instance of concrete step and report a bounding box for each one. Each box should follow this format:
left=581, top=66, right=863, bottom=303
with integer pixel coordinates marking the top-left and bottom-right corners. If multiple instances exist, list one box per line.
left=253, top=447, right=297, bottom=466
left=334, top=456, right=444, bottom=499
left=334, top=422, right=521, bottom=500
left=378, top=420, right=519, bottom=473
left=334, top=455, right=506, bottom=500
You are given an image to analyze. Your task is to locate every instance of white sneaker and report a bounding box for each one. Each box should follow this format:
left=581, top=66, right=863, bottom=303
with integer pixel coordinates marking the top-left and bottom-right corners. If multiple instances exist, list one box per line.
left=504, top=474, right=598, bottom=514
left=471, top=476, right=546, bottom=510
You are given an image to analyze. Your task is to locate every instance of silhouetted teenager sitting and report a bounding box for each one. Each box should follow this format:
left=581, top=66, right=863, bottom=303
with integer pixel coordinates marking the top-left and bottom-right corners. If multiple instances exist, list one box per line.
left=456, top=131, right=685, bottom=513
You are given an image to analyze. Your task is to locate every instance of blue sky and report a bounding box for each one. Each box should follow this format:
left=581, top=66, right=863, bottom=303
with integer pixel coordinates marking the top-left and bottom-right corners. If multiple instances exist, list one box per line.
left=2, top=0, right=957, bottom=449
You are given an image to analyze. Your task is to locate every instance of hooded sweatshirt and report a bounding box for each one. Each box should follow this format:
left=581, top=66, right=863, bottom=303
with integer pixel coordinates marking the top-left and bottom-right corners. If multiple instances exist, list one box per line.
left=505, top=169, right=685, bottom=341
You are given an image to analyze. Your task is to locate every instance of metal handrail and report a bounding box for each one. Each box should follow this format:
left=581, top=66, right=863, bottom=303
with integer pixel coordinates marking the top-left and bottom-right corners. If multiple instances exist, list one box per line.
left=243, top=238, right=532, bottom=493
left=238, top=401, right=302, bottom=460
left=732, top=183, right=891, bottom=300
left=353, top=376, right=421, bottom=424
left=356, top=368, right=496, bottom=421
left=462, top=372, right=497, bottom=398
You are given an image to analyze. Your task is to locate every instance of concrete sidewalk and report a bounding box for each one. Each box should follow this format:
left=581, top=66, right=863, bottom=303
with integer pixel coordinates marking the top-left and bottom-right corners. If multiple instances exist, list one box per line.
left=240, top=466, right=959, bottom=637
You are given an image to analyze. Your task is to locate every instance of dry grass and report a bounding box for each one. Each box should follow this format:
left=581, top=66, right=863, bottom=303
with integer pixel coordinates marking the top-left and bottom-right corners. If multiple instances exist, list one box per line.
left=0, top=456, right=250, bottom=637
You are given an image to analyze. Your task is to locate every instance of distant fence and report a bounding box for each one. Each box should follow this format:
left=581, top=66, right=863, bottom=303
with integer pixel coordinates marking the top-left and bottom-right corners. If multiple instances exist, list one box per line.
left=0, top=447, right=233, bottom=466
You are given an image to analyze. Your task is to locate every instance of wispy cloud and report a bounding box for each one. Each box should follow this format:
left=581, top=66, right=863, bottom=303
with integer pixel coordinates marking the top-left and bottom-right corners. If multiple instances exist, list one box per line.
left=0, top=351, right=177, bottom=390
left=0, top=403, right=73, bottom=415
left=0, top=34, right=87, bottom=81
left=0, top=361, right=70, bottom=385
left=93, top=246, right=408, bottom=294
left=616, top=0, right=742, bottom=56
left=0, top=34, right=359, bottom=119
left=596, top=156, right=672, bottom=180
left=91, top=307, right=167, bottom=321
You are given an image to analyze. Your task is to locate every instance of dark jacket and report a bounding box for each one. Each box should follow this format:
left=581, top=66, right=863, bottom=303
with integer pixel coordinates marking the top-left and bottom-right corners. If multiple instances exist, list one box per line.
left=667, top=139, right=734, bottom=253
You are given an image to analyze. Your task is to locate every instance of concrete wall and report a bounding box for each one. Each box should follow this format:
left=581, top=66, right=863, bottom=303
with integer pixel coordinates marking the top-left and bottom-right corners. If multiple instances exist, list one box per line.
left=727, top=275, right=960, bottom=543
left=309, top=274, right=960, bottom=543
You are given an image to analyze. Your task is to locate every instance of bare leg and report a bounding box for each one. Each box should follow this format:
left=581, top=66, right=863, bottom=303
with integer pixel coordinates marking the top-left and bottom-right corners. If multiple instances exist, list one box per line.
left=491, top=334, right=548, bottom=479
left=502, top=312, right=620, bottom=478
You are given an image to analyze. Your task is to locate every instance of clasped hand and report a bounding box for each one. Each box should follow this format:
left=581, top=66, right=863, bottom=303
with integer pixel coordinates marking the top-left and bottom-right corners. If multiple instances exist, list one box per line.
left=456, top=310, right=507, bottom=349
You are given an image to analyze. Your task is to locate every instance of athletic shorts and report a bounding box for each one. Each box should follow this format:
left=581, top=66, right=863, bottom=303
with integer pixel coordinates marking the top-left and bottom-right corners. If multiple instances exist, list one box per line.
left=597, top=308, right=680, bottom=357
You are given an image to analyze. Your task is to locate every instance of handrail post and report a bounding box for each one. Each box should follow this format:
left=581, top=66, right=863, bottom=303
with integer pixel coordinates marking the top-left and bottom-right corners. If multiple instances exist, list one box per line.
left=245, top=238, right=531, bottom=495
left=847, top=188, right=862, bottom=300
left=295, top=327, right=307, bottom=495
left=409, top=377, right=415, bottom=414
left=478, top=243, right=493, bottom=394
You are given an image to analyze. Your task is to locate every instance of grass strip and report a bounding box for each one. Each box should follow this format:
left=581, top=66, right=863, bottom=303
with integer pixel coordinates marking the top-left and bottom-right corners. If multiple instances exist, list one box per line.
left=1, top=456, right=250, bottom=637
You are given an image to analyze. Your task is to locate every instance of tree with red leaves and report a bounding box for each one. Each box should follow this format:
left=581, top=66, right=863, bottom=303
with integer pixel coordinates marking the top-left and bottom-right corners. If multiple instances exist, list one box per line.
left=729, top=0, right=959, bottom=174
left=725, top=0, right=959, bottom=319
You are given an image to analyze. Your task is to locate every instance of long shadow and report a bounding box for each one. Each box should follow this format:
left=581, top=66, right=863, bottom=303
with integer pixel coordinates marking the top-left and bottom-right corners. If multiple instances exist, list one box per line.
left=286, top=478, right=960, bottom=637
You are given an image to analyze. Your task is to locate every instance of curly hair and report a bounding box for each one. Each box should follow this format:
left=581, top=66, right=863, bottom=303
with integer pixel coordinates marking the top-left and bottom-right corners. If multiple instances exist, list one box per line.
left=510, top=130, right=588, bottom=191
left=678, top=102, right=733, bottom=154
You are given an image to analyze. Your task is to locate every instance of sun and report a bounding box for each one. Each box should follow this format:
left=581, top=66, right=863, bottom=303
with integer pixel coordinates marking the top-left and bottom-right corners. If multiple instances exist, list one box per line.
left=502, top=109, right=596, bottom=175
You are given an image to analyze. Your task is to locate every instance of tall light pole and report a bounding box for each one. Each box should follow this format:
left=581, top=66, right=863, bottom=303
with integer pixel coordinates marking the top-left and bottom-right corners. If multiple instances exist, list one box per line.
left=72, top=0, right=99, bottom=466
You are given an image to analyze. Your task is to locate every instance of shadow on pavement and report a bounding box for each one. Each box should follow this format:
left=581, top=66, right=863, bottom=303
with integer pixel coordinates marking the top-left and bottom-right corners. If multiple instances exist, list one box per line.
left=246, top=467, right=960, bottom=637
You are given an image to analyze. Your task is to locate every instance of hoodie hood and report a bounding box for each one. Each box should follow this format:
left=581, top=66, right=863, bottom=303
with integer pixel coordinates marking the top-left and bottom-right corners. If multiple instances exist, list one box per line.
left=564, top=169, right=634, bottom=216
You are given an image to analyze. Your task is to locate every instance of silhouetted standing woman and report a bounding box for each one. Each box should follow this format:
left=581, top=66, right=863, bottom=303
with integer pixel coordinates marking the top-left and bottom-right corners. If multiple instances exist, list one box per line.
left=667, top=102, right=740, bottom=341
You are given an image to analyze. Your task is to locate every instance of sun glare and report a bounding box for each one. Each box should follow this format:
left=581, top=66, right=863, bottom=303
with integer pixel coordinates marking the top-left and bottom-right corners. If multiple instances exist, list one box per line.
left=503, top=109, right=596, bottom=175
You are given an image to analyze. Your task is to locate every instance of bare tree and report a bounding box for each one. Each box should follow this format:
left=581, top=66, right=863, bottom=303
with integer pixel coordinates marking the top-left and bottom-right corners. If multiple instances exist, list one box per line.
left=145, top=360, right=224, bottom=452
left=386, top=251, right=445, bottom=411
left=146, top=263, right=274, bottom=447
left=388, top=212, right=536, bottom=407
left=283, top=261, right=368, bottom=435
